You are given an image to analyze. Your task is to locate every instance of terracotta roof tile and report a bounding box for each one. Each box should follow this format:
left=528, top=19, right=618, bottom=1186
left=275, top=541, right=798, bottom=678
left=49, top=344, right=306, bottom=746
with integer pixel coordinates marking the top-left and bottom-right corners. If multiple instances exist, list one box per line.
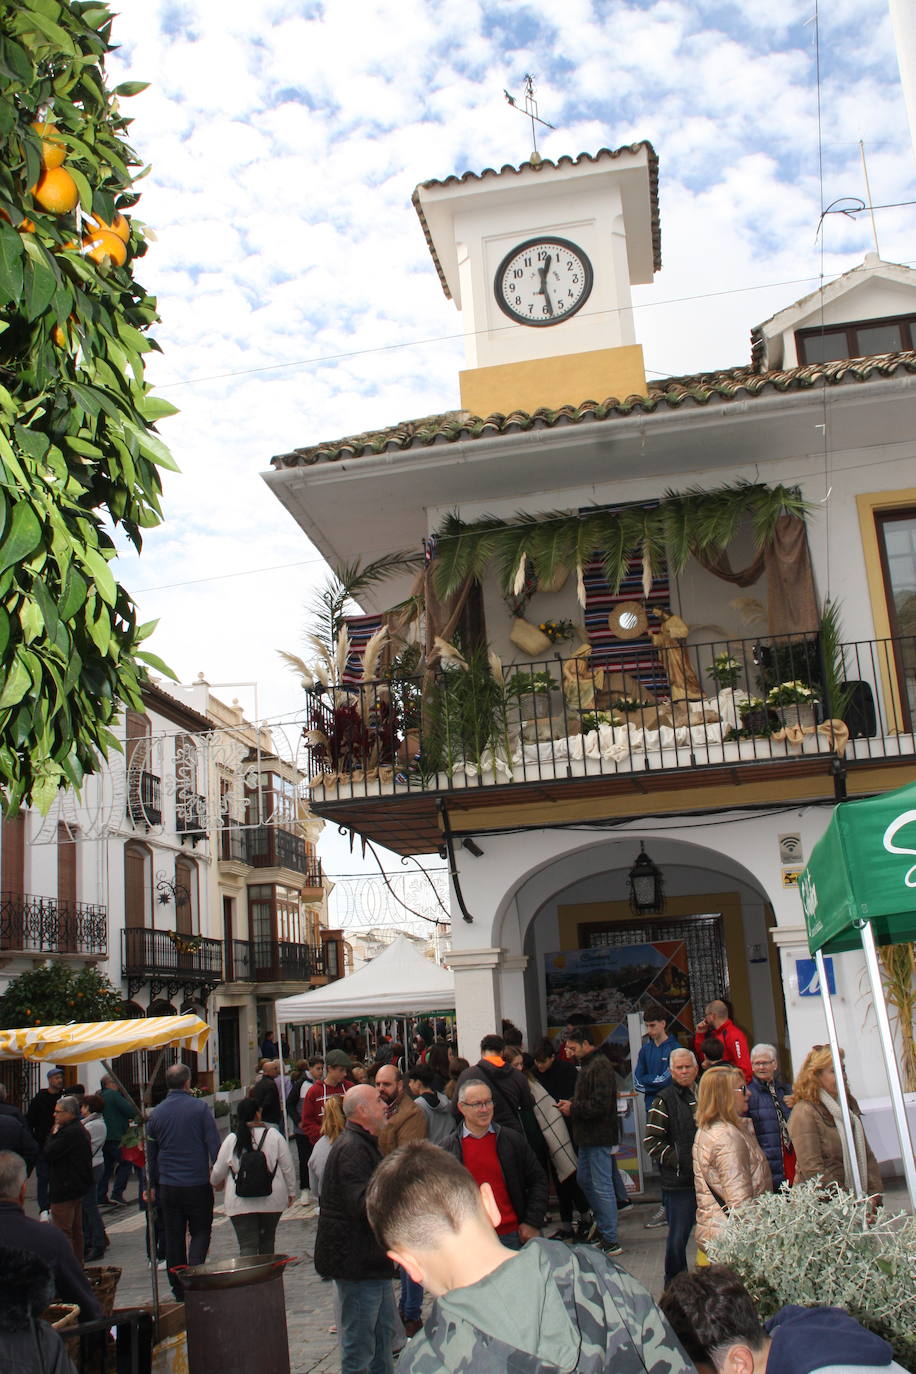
left=270, top=350, right=916, bottom=470
left=411, top=142, right=661, bottom=299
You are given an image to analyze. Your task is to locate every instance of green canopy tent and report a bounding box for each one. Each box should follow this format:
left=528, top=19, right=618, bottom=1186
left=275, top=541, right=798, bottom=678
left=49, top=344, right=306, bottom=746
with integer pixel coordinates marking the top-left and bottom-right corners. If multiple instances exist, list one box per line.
left=799, top=777, right=916, bottom=1210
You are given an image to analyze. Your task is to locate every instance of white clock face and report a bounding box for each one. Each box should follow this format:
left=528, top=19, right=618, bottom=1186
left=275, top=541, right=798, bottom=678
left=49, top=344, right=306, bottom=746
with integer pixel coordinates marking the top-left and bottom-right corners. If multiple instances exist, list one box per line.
left=494, top=236, right=593, bottom=327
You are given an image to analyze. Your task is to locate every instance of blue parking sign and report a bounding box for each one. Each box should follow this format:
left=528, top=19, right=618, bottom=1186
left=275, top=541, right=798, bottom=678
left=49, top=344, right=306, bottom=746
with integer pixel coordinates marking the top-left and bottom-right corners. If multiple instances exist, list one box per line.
left=796, top=957, right=836, bottom=997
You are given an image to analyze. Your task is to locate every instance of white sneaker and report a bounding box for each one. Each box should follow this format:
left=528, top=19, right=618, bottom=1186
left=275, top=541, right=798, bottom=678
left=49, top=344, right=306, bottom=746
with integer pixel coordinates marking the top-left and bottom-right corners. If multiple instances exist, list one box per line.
left=299, top=1189, right=311, bottom=1206
left=39, top=1211, right=50, bottom=1223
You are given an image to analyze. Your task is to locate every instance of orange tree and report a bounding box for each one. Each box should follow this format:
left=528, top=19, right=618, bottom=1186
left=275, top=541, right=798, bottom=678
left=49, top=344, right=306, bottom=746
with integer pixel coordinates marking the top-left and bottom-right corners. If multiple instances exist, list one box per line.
left=0, top=0, right=175, bottom=814
left=0, top=962, right=124, bottom=1027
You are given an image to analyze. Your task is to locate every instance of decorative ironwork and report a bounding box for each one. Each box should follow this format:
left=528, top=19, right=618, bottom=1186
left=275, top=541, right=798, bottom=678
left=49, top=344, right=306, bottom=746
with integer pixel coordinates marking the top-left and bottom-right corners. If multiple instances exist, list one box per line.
left=127, top=769, right=161, bottom=828
left=156, top=872, right=191, bottom=911
left=176, top=792, right=208, bottom=845
left=0, top=891, right=107, bottom=956
left=219, top=826, right=248, bottom=863
left=244, top=826, right=318, bottom=877
left=250, top=938, right=325, bottom=982
left=226, top=938, right=253, bottom=981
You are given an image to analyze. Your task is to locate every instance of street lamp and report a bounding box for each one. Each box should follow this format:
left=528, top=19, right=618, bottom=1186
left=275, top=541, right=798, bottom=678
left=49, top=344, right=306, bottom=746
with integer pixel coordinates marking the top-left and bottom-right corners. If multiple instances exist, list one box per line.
left=628, top=843, right=665, bottom=915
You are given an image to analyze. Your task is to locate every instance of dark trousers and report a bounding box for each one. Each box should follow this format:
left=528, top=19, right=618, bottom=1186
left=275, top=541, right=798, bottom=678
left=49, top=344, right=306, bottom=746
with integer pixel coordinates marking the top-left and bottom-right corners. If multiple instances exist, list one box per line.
left=98, top=1140, right=130, bottom=1201
left=555, top=1169, right=590, bottom=1224
left=230, top=1210, right=281, bottom=1256
left=293, top=1134, right=312, bottom=1191
left=662, top=1188, right=697, bottom=1286
left=35, top=1156, right=50, bottom=1212
left=160, top=1183, right=214, bottom=1298
left=83, top=1164, right=107, bottom=1256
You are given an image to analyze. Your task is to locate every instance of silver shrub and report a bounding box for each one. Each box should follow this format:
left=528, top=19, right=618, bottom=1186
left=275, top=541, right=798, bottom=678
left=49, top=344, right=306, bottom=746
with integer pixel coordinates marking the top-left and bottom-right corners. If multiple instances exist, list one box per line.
left=707, top=1178, right=916, bottom=1367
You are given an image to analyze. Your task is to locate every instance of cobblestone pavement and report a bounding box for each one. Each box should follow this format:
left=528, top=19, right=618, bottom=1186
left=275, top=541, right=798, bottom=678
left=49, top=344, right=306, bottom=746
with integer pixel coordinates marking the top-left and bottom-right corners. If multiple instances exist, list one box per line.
left=27, top=1181, right=911, bottom=1373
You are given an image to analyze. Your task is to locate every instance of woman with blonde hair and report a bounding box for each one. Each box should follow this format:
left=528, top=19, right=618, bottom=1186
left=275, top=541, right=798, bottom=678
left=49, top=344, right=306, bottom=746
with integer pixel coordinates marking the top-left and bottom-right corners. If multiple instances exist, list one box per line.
left=307, top=1093, right=346, bottom=1203
left=692, top=1066, right=770, bottom=1259
left=788, top=1046, right=882, bottom=1201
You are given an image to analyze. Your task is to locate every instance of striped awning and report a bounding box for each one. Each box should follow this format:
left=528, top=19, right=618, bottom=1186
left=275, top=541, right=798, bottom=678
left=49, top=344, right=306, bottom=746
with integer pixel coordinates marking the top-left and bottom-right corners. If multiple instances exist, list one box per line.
left=0, top=1014, right=210, bottom=1065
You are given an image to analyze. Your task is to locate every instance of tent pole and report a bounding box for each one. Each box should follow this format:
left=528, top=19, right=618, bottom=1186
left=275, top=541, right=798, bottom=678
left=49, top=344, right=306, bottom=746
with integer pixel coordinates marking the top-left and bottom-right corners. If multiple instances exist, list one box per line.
left=101, top=1056, right=162, bottom=1332
left=321, top=1024, right=327, bottom=1060
left=814, top=951, right=864, bottom=1196
left=859, top=922, right=916, bottom=1211
left=273, top=1001, right=292, bottom=1147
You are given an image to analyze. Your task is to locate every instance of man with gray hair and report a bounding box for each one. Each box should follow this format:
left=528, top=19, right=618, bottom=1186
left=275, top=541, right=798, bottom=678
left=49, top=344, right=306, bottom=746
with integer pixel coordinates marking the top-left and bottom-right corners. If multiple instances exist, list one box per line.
left=0, top=1151, right=102, bottom=1321
left=146, top=1063, right=220, bottom=1300
left=314, top=1083, right=398, bottom=1374
left=644, top=1049, right=699, bottom=1286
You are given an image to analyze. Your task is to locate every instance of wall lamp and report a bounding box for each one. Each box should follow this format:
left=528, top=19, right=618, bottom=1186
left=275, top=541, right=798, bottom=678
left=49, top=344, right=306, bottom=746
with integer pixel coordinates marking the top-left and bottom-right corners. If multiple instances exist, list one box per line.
left=461, top=837, right=485, bottom=858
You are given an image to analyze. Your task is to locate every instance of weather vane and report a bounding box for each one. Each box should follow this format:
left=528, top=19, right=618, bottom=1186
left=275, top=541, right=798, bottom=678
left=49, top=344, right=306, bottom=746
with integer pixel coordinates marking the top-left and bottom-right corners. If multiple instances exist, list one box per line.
left=504, top=74, right=555, bottom=161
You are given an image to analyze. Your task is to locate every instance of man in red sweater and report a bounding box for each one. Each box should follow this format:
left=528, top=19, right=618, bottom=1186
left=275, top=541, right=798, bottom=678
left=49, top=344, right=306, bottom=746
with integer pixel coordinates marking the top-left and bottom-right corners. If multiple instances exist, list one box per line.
left=692, top=1001, right=751, bottom=1082
left=300, top=1051, right=352, bottom=1144
left=450, top=1078, right=547, bottom=1250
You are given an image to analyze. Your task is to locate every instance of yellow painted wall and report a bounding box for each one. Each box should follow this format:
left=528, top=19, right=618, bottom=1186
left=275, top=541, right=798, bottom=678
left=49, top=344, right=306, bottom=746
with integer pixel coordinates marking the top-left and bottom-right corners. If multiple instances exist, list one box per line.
left=459, top=343, right=648, bottom=418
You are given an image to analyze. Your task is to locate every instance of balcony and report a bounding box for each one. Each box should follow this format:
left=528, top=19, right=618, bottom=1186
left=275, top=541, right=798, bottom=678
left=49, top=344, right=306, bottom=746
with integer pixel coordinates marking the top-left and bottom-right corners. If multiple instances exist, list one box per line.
left=226, top=938, right=325, bottom=983
left=0, top=893, right=107, bottom=957
left=127, top=770, right=162, bottom=828
left=176, top=792, right=208, bottom=845
left=122, top=927, right=223, bottom=1001
left=302, top=633, right=916, bottom=854
left=219, top=826, right=249, bottom=864
left=244, top=826, right=321, bottom=881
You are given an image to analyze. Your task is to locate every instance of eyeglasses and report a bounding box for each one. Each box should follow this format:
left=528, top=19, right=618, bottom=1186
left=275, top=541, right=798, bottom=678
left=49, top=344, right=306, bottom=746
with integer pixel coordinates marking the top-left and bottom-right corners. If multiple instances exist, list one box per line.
left=464, top=1099, right=493, bottom=1110
left=734, top=1085, right=748, bottom=1094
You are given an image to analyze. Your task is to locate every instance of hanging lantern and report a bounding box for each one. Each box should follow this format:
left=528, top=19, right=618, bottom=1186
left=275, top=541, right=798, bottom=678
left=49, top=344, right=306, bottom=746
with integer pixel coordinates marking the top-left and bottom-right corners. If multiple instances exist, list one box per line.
left=628, top=842, right=665, bottom=915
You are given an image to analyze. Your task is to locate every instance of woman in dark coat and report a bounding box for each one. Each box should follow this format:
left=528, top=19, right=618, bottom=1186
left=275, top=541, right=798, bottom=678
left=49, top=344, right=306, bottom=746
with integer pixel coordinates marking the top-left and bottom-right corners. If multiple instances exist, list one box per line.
left=746, top=1043, right=794, bottom=1189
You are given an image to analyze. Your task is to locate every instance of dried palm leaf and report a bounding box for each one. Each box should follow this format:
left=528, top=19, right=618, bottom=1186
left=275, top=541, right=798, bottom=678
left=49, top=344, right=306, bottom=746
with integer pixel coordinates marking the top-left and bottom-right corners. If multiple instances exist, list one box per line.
left=360, top=625, right=389, bottom=684
left=432, top=636, right=468, bottom=668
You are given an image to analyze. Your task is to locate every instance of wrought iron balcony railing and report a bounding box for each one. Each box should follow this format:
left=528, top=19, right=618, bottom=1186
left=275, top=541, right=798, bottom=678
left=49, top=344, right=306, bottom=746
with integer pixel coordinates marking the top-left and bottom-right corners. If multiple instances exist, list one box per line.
left=225, top=938, right=253, bottom=981
left=127, top=770, right=162, bottom=827
left=0, top=892, right=107, bottom=956
left=122, top=926, right=223, bottom=981
left=244, top=826, right=320, bottom=878
left=219, top=826, right=249, bottom=863
left=251, top=938, right=325, bottom=982
left=303, top=633, right=916, bottom=799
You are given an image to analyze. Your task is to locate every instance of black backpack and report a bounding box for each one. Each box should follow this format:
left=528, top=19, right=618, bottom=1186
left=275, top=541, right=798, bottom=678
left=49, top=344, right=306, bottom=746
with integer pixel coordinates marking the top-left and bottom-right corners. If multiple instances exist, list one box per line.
left=231, top=1128, right=278, bottom=1198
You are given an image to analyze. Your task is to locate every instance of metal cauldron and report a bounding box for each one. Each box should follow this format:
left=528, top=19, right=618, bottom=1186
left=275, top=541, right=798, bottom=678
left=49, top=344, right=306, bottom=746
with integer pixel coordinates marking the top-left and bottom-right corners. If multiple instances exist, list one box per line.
left=175, top=1253, right=294, bottom=1290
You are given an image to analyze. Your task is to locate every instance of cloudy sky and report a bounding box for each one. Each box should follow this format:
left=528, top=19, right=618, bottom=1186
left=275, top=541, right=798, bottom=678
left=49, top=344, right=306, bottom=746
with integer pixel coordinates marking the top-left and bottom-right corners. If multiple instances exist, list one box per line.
left=104, top=0, right=916, bottom=878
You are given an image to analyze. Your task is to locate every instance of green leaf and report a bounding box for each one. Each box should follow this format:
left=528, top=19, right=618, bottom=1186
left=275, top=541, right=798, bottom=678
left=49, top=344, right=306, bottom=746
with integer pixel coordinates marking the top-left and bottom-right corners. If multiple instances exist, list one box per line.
left=119, top=418, right=179, bottom=471
left=22, top=256, right=58, bottom=322
left=114, top=80, right=150, bottom=97
left=0, top=656, right=31, bottom=709
left=137, top=394, right=179, bottom=422
left=0, top=502, right=42, bottom=574
left=80, top=544, right=117, bottom=606
left=135, top=648, right=178, bottom=680
left=0, top=221, right=24, bottom=306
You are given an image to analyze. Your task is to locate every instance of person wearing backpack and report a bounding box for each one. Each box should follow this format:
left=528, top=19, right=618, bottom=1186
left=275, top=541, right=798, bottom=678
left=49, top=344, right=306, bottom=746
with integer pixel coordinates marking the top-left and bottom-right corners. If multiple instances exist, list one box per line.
left=210, top=1098, right=297, bottom=1256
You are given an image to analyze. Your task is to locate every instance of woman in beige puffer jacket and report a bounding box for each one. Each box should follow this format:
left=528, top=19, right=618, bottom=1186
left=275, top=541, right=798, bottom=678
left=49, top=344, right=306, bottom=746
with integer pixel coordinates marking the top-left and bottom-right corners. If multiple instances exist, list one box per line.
left=692, top=1066, right=771, bottom=1252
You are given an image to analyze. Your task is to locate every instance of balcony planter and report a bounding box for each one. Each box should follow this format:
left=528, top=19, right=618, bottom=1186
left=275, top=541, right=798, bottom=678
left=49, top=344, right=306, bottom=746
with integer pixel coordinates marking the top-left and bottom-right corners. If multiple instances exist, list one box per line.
left=775, top=701, right=817, bottom=731
left=738, top=699, right=772, bottom=735
left=767, top=681, right=818, bottom=731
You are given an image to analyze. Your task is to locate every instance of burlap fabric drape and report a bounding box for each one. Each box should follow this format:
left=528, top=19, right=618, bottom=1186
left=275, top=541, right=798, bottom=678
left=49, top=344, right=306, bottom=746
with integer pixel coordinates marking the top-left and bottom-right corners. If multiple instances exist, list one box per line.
left=693, top=513, right=818, bottom=640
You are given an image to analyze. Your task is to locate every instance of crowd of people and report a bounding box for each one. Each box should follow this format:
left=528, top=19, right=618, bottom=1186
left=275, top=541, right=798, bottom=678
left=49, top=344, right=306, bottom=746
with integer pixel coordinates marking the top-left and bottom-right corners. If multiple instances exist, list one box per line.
left=0, top=1005, right=896, bottom=1374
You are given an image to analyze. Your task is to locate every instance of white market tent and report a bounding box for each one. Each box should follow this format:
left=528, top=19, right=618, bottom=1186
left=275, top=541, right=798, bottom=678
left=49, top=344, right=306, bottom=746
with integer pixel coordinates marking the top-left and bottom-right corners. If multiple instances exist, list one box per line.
left=275, top=935, right=454, bottom=1025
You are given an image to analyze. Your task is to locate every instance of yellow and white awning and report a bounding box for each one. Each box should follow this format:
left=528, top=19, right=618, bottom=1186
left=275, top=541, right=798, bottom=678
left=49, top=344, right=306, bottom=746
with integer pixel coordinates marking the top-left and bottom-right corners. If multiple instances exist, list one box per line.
left=0, top=1014, right=210, bottom=1065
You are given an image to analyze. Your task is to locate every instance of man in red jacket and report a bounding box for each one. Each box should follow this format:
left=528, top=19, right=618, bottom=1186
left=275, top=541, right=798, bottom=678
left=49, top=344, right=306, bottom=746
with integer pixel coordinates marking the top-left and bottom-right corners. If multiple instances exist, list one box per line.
left=692, top=1002, right=751, bottom=1082
left=300, top=1051, right=352, bottom=1144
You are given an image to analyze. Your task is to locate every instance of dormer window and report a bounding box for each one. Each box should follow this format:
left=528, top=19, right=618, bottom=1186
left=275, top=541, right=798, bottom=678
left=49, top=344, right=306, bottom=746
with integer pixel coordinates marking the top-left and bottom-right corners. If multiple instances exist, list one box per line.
left=796, top=312, right=916, bottom=364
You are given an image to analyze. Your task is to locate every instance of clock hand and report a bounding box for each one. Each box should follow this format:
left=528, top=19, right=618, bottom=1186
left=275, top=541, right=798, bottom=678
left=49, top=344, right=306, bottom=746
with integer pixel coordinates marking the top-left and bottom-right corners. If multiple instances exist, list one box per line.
left=537, top=255, right=554, bottom=315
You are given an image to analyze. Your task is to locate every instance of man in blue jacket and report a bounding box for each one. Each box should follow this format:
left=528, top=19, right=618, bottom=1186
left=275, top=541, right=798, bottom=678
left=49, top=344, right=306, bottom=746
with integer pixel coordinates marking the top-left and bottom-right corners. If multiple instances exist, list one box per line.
left=146, top=1063, right=220, bottom=1299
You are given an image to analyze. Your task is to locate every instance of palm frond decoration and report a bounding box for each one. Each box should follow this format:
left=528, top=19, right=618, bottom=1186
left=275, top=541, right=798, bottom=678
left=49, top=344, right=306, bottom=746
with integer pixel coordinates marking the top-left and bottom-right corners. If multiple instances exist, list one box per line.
left=276, top=650, right=315, bottom=688
left=528, top=511, right=579, bottom=590
left=432, top=513, right=504, bottom=596
left=360, top=625, right=390, bottom=685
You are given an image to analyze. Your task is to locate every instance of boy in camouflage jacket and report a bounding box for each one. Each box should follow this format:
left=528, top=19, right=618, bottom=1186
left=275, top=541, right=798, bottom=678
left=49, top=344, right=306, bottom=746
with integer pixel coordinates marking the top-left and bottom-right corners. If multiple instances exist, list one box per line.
left=366, top=1140, right=694, bottom=1374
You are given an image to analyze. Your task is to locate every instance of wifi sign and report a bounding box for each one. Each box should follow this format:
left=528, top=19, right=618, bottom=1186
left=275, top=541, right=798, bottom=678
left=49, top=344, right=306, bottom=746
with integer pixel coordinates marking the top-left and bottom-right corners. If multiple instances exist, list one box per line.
left=778, top=834, right=804, bottom=865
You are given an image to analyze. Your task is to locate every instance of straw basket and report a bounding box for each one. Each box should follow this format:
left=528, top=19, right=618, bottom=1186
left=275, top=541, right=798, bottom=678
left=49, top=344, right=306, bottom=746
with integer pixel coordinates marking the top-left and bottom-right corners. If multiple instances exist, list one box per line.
left=84, top=1264, right=122, bottom=1318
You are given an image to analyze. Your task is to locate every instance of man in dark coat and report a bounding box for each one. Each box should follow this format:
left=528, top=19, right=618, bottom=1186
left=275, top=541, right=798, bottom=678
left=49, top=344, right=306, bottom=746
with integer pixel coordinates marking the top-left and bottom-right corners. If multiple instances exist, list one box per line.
left=250, top=1060, right=283, bottom=1126
left=314, top=1084, right=398, bottom=1374
left=644, top=1048, right=699, bottom=1285
left=0, top=1244, right=80, bottom=1374
left=0, top=1084, right=27, bottom=1124
left=452, top=1034, right=534, bottom=1135
left=43, top=1096, right=93, bottom=1264
left=0, top=1150, right=102, bottom=1321
left=559, top=1026, right=622, bottom=1257
left=0, top=1110, right=39, bottom=1175
left=26, top=1068, right=64, bottom=1218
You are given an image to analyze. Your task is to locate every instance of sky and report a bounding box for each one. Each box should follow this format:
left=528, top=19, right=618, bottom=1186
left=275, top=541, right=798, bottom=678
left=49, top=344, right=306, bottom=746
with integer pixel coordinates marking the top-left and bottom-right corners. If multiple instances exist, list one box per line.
left=101, top=0, right=916, bottom=885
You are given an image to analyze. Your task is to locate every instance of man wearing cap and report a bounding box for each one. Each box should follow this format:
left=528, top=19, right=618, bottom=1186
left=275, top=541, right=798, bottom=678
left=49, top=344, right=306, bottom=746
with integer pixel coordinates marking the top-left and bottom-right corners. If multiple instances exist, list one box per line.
left=26, top=1070, right=65, bottom=1220
left=301, top=1051, right=352, bottom=1145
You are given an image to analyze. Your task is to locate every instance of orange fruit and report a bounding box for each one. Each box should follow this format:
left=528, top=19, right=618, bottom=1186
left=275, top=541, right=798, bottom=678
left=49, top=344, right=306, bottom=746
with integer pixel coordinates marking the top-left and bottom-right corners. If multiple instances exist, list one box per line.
left=18, top=216, right=36, bottom=232
left=83, top=229, right=127, bottom=266
left=32, top=166, right=79, bottom=214
left=52, top=322, right=67, bottom=347
left=85, top=211, right=130, bottom=243
left=31, top=120, right=67, bottom=170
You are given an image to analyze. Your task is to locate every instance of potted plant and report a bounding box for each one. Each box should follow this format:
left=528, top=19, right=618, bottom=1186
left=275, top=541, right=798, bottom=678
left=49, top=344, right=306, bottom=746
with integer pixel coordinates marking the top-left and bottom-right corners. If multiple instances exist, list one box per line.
left=738, top=697, right=771, bottom=735
left=707, top=653, right=743, bottom=691
left=504, top=669, right=559, bottom=699
left=766, top=680, right=818, bottom=730
left=538, top=619, right=577, bottom=645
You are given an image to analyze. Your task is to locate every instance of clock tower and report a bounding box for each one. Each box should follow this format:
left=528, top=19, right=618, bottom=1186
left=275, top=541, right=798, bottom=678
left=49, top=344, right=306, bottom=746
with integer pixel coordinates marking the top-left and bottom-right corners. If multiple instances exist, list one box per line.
left=413, top=140, right=660, bottom=418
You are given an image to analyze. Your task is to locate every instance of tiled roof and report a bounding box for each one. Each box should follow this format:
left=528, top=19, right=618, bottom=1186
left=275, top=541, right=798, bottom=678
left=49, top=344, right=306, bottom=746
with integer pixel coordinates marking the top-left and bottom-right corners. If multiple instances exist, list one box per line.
left=411, top=142, right=661, bottom=300
left=270, top=351, right=916, bottom=470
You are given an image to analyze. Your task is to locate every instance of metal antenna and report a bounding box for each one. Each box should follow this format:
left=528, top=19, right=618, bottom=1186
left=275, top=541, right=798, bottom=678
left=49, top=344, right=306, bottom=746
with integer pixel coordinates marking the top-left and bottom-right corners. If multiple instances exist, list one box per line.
left=504, top=74, right=555, bottom=161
